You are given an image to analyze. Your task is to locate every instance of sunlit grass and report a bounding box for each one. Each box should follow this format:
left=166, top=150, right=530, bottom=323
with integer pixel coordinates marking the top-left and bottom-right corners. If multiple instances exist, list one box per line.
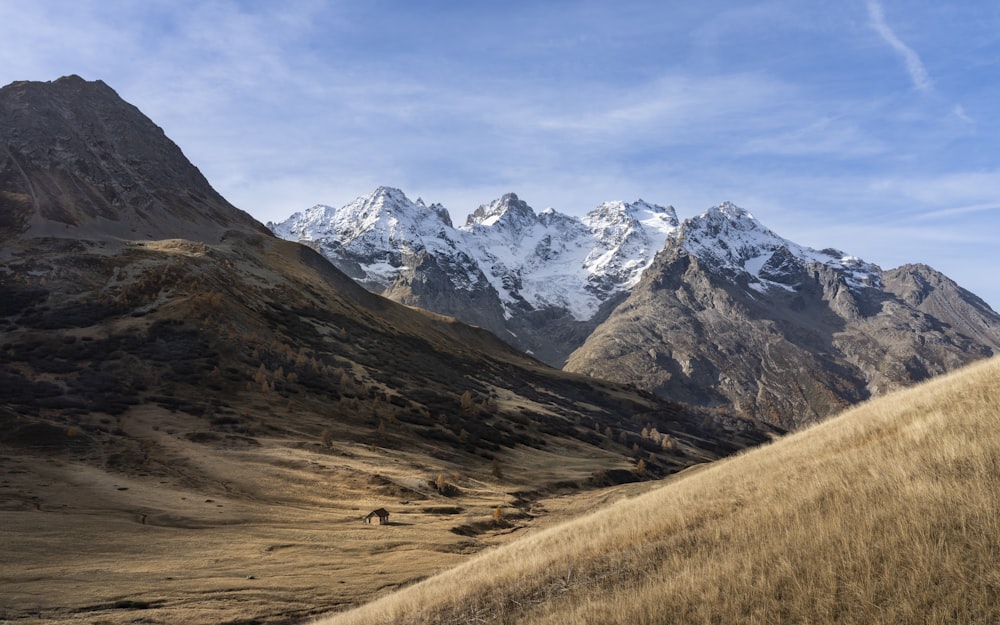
left=316, top=356, right=1000, bottom=624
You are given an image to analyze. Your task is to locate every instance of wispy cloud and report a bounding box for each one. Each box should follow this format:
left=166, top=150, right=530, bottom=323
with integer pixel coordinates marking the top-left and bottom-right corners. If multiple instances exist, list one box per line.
left=951, top=104, right=975, bottom=125
left=738, top=117, right=887, bottom=158
left=869, top=169, right=1000, bottom=206
left=867, top=0, right=932, bottom=92
left=913, top=202, right=1000, bottom=222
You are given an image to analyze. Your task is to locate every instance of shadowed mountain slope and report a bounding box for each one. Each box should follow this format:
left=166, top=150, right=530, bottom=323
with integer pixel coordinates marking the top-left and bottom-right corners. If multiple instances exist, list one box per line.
left=0, top=75, right=268, bottom=241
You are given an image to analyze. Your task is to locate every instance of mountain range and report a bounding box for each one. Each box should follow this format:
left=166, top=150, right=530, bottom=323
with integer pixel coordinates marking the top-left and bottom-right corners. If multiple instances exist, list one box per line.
left=2, top=76, right=773, bottom=624
left=5, top=74, right=1000, bottom=624
left=2, top=75, right=762, bottom=483
left=271, top=190, right=1000, bottom=427
left=270, top=188, right=678, bottom=365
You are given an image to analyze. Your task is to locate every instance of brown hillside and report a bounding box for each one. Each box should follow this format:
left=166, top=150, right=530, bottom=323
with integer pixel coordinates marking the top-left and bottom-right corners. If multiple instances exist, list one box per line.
left=316, top=355, right=1000, bottom=625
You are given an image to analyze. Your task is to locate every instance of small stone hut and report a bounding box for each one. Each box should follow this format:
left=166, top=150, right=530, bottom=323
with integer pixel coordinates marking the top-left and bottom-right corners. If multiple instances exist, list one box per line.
left=364, top=508, right=390, bottom=525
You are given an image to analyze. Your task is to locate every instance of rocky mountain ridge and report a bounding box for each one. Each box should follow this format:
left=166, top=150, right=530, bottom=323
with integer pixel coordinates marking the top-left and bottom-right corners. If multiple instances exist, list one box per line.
left=566, top=205, right=1000, bottom=426
left=270, top=187, right=678, bottom=364
left=273, top=190, right=1000, bottom=427
left=2, top=74, right=765, bottom=485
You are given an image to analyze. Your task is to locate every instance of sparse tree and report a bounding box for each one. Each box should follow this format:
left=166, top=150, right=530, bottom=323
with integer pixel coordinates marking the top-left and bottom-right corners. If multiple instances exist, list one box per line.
left=339, top=370, right=354, bottom=390
left=636, top=459, right=647, bottom=477
left=460, top=391, right=476, bottom=415
left=435, top=473, right=449, bottom=494
left=493, top=506, right=504, bottom=525
left=491, top=459, right=504, bottom=480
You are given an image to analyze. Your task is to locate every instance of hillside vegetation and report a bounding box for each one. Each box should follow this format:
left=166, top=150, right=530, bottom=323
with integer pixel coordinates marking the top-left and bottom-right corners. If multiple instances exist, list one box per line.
left=317, top=356, right=1000, bottom=625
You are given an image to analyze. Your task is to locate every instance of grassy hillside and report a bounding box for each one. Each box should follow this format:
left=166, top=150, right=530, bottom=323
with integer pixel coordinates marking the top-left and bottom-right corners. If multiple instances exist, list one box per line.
left=316, top=356, right=1000, bottom=625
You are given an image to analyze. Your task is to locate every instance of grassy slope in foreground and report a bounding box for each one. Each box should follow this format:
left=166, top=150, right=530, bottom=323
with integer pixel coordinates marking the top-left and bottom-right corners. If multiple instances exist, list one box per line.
left=316, top=356, right=1000, bottom=625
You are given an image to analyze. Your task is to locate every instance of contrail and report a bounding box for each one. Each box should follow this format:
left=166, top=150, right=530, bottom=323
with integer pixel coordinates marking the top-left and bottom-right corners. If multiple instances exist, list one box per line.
left=867, top=1, right=932, bottom=92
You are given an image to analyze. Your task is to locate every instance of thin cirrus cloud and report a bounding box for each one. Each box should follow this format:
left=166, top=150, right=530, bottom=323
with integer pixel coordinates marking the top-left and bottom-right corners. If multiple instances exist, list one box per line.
left=866, top=0, right=933, bottom=92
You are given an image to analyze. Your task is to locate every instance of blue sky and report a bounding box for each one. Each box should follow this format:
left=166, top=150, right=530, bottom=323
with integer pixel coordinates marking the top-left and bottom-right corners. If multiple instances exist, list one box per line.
left=3, top=1, right=999, bottom=308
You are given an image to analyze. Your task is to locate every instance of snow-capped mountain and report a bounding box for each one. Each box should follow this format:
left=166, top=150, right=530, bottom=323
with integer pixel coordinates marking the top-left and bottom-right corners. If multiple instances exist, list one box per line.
left=566, top=202, right=1000, bottom=427
left=268, top=188, right=678, bottom=364
left=270, top=187, right=469, bottom=290
left=674, top=202, right=881, bottom=293
left=582, top=199, right=680, bottom=295
left=456, top=193, right=678, bottom=321
left=271, top=190, right=1000, bottom=425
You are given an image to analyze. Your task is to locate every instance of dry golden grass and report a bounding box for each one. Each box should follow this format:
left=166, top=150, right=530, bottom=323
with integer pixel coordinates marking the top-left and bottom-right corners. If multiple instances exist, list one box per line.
left=316, top=356, right=1000, bottom=625
left=0, top=401, right=645, bottom=625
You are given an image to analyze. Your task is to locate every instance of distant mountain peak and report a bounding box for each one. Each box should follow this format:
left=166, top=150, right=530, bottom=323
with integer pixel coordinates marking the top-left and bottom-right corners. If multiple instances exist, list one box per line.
left=669, top=202, right=881, bottom=293
left=464, top=192, right=537, bottom=229
left=369, top=185, right=408, bottom=202
left=584, top=199, right=679, bottom=232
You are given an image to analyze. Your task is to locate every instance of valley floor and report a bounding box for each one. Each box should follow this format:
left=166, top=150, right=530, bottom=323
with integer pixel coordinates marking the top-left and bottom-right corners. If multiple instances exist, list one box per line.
left=0, top=406, right=656, bottom=625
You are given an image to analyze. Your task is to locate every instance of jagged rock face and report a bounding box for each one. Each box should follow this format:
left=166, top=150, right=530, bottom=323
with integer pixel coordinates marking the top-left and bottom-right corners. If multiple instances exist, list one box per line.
left=270, top=189, right=678, bottom=365
left=565, top=205, right=1000, bottom=428
left=271, top=187, right=471, bottom=291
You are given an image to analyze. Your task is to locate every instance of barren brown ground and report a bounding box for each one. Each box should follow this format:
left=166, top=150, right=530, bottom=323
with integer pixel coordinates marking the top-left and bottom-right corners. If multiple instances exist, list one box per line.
left=0, top=403, right=649, bottom=625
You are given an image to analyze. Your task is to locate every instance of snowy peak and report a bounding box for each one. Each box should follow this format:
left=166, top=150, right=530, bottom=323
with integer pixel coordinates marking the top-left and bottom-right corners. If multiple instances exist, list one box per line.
left=463, top=193, right=537, bottom=230
left=269, top=187, right=453, bottom=245
left=677, top=201, right=780, bottom=260
left=674, top=202, right=881, bottom=293
left=583, top=199, right=678, bottom=247
left=584, top=199, right=679, bottom=231
left=582, top=199, right=679, bottom=292
left=267, top=187, right=467, bottom=290
left=337, top=186, right=453, bottom=237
